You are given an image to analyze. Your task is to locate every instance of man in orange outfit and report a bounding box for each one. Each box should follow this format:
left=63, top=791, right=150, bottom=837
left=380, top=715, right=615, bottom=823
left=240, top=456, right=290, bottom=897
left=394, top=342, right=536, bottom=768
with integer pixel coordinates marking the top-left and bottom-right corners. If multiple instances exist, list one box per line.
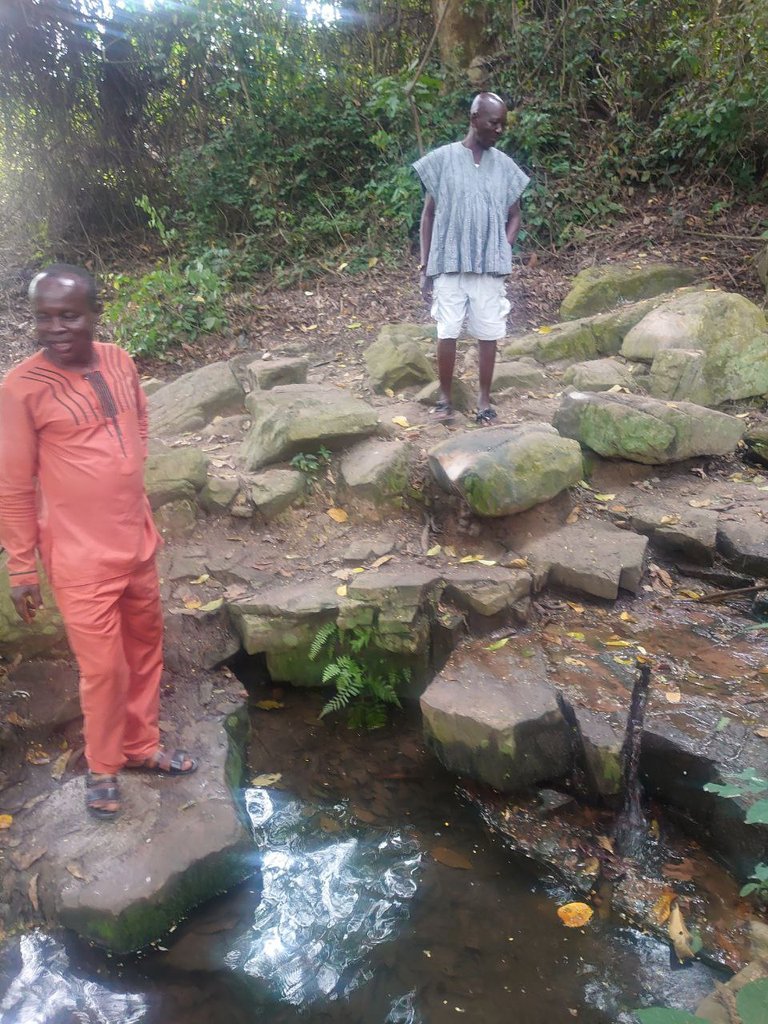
left=0, top=264, right=196, bottom=819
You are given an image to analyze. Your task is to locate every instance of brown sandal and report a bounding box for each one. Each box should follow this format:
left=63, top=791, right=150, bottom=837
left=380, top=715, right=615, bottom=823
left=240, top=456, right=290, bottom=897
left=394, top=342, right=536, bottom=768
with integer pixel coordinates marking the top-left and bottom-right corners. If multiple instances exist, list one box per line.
left=86, top=772, right=121, bottom=819
left=125, top=748, right=198, bottom=775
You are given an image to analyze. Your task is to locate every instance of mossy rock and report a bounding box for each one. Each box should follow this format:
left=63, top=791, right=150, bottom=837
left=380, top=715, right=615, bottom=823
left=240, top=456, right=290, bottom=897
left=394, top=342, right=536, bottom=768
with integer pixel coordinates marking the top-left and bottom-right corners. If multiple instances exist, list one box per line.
left=560, top=262, right=698, bottom=319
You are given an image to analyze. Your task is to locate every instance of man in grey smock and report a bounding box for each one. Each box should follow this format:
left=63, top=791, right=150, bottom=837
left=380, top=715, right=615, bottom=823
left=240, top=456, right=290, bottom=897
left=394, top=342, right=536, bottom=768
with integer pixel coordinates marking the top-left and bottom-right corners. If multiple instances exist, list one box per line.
left=413, top=92, right=529, bottom=423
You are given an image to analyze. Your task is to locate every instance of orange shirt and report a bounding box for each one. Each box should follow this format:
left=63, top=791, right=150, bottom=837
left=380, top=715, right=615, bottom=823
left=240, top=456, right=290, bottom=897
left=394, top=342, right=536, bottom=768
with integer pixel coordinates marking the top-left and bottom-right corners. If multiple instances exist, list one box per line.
left=0, top=342, right=159, bottom=589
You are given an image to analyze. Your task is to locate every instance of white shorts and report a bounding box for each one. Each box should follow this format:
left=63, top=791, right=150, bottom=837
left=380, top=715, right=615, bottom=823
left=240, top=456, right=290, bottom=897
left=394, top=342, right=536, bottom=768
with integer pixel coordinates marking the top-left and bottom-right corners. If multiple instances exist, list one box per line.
left=431, top=273, right=510, bottom=341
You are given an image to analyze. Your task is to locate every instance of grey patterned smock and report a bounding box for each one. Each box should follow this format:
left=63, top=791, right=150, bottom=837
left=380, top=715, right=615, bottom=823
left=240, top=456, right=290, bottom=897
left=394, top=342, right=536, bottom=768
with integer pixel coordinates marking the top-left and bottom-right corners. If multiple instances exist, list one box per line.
left=413, top=142, right=530, bottom=277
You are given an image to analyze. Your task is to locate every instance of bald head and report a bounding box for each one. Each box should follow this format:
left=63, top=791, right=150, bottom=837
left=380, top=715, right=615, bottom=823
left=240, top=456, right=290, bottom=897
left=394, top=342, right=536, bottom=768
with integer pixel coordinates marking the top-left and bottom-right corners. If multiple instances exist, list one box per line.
left=467, top=93, right=507, bottom=151
left=470, top=92, right=507, bottom=118
left=29, top=263, right=99, bottom=310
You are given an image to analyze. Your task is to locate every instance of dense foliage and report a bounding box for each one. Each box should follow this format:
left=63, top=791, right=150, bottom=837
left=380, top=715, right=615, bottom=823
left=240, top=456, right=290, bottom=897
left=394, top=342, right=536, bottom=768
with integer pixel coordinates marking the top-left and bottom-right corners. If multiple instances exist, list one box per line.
left=1, top=0, right=766, bottom=288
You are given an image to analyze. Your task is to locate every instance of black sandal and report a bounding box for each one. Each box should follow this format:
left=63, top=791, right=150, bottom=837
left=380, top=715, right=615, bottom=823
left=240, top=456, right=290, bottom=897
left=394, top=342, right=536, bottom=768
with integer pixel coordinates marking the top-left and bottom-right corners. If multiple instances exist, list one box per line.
left=85, top=772, right=121, bottom=819
left=125, top=748, right=198, bottom=776
left=430, top=400, right=454, bottom=422
left=475, top=407, right=498, bottom=425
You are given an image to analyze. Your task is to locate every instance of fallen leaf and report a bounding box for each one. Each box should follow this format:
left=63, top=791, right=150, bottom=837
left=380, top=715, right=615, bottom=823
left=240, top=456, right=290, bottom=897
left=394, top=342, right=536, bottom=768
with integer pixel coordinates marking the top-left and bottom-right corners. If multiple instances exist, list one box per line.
left=605, top=639, right=634, bottom=648
left=484, top=637, right=510, bottom=651
left=327, top=507, right=349, bottom=523
left=650, top=565, right=674, bottom=588
left=659, top=515, right=680, bottom=525
left=65, top=861, right=87, bottom=881
left=755, top=727, right=768, bottom=738
left=331, top=568, right=352, bottom=580
left=50, top=750, right=70, bottom=781
left=651, top=891, right=677, bottom=925
left=444, top=545, right=457, bottom=557
left=254, top=700, right=284, bottom=711
left=668, top=903, right=696, bottom=961
left=459, top=554, right=483, bottom=563
left=582, top=857, right=600, bottom=875
left=384, top=388, right=395, bottom=398
left=199, top=598, right=224, bottom=613
left=597, top=835, right=614, bottom=853
left=10, top=848, right=46, bottom=871
left=336, top=585, right=348, bottom=597
left=28, top=873, right=40, bottom=913
left=564, top=656, right=586, bottom=667
left=426, top=544, right=442, bottom=556
left=688, top=499, right=711, bottom=508
left=0, top=814, right=13, bottom=830
left=250, top=773, right=282, bottom=787
left=431, top=846, right=472, bottom=870
left=190, top=573, right=210, bottom=585
left=369, top=555, right=392, bottom=569
left=337, top=261, right=348, bottom=271
left=566, top=631, right=586, bottom=641
left=507, top=558, right=528, bottom=569
left=26, top=746, right=50, bottom=765
left=664, top=688, right=682, bottom=704
left=715, top=716, right=731, bottom=732
left=478, top=559, right=497, bottom=566
left=676, top=589, right=701, bottom=601
left=535, top=325, right=553, bottom=334
left=557, top=902, right=594, bottom=928
left=565, top=506, right=581, bottom=524
left=593, top=493, right=616, bottom=502
left=4, top=711, right=28, bottom=727
left=183, top=597, right=202, bottom=610
left=619, top=611, right=636, bottom=623
left=567, top=601, right=585, bottom=613
left=346, top=321, right=362, bottom=329
left=391, top=416, right=410, bottom=428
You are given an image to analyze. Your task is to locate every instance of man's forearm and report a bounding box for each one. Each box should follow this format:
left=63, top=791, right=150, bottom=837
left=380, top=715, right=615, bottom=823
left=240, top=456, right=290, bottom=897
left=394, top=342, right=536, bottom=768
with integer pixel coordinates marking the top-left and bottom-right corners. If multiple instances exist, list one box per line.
left=420, top=199, right=435, bottom=266
left=506, top=202, right=522, bottom=246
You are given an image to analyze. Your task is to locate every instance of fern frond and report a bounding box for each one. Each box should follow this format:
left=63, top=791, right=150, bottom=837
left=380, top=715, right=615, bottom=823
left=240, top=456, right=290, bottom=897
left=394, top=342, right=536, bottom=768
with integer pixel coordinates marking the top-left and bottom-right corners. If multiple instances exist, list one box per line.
left=310, top=621, right=338, bottom=661
left=322, top=662, right=342, bottom=683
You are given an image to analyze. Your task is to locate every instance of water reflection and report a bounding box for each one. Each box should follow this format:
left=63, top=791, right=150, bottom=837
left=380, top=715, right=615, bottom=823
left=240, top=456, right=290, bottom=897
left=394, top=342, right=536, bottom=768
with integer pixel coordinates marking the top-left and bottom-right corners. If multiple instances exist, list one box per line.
left=0, top=932, right=148, bottom=1024
left=225, top=787, right=422, bottom=1007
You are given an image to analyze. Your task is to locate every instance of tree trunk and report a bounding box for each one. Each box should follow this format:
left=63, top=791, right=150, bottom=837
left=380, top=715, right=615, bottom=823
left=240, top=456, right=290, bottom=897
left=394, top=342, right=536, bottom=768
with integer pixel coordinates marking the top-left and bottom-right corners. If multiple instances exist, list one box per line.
left=431, top=0, right=488, bottom=73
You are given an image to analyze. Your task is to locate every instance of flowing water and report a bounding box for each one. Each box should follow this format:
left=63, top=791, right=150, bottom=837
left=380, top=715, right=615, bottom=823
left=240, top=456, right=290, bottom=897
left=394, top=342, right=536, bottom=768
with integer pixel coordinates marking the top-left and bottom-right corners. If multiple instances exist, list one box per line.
left=0, top=684, right=727, bottom=1024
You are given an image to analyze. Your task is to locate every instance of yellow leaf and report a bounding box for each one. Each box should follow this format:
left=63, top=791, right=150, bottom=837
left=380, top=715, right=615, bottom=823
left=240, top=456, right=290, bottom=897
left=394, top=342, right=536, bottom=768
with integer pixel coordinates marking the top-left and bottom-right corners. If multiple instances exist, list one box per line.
left=0, top=814, right=13, bottom=830
left=566, top=601, right=585, bottom=613
left=368, top=257, right=378, bottom=268
left=566, top=506, right=581, bottom=524
left=613, top=655, right=634, bottom=666
left=535, top=325, right=553, bottom=334
left=327, top=507, right=349, bottom=523
left=183, top=597, right=202, bottom=610
left=665, top=688, right=682, bottom=704
left=250, top=772, right=282, bottom=787
left=676, top=589, right=701, bottom=600
left=755, top=727, right=768, bottom=738
left=652, top=891, right=676, bottom=926
left=384, top=388, right=395, bottom=398
left=199, top=598, right=223, bottom=613
left=619, top=611, right=636, bottom=622
left=564, top=656, right=586, bottom=667
left=567, top=631, right=586, bottom=641
left=336, top=585, right=348, bottom=597
left=459, top=554, right=483, bottom=563
left=351, top=566, right=366, bottom=573
left=254, top=700, right=284, bottom=711
left=337, top=261, right=348, bottom=271
left=190, top=573, right=210, bottom=585
left=484, top=637, right=510, bottom=651
left=593, top=493, right=616, bottom=502
left=426, top=544, right=442, bottom=556
left=605, top=639, right=633, bottom=647
left=346, top=321, right=362, bottom=329
left=582, top=857, right=600, bottom=875
left=557, top=902, right=594, bottom=928
left=299, top=323, right=318, bottom=332
left=370, top=555, right=392, bottom=569
left=597, top=835, right=614, bottom=853
left=193, top=294, right=205, bottom=303
left=668, top=904, right=696, bottom=962
left=391, top=416, right=410, bottom=428
left=478, top=559, right=497, bottom=566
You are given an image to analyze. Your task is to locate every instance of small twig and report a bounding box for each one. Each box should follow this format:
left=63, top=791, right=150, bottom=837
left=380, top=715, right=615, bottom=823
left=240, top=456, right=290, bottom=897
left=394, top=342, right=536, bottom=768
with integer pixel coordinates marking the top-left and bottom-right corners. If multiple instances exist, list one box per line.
left=681, top=230, right=766, bottom=243
left=694, top=582, right=766, bottom=604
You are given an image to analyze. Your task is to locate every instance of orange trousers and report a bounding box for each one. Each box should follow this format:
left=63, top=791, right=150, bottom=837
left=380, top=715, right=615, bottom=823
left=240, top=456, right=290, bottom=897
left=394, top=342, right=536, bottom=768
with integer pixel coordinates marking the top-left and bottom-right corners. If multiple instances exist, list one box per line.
left=54, top=558, right=163, bottom=775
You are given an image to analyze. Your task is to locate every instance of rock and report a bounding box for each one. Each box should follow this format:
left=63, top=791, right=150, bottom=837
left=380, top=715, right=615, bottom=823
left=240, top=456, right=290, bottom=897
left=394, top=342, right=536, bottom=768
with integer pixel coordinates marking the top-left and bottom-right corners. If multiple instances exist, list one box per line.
left=560, top=262, right=698, bottom=319
left=140, top=377, right=166, bottom=396
left=153, top=498, right=197, bottom=539
left=228, top=579, right=340, bottom=656
left=757, top=243, right=768, bottom=294
left=364, top=324, right=436, bottom=392
left=415, top=378, right=473, bottom=412
left=561, top=357, right=638, bottom=392
left=342, top=534, right=396, bottom=562
left=569, top=706, right=623, bottom=798
left=144, top=449, right=208, bottom=510
left=621, top=289, right=768, bottom=406
left=249, top=469, right=306, bottom=519
left=148, top=361, right=244, bottom=436
left=696, top=960, right=768, bottom=1024
left=12, top=695, right=253, bottom=953
left=492, top=360, right=547, bottom=390
left=628, top=503, right=718, bottom=565
left=199, top=476, right=239, bottom=512
left=201, top=414, right=251, bottom=439
left=517, top=521, right=648, bottom=599
left=717, top=519, right=768, bottom=576
left=241, top=385, right=379, bottom=470
left=0, top=557, right=65, bottom=660
left=2, top=661, right=81, bottom=732
left=553, top=390, right=744, bottom=464
left=246, top=356, right=308, bottom=391
left=340, top=439, right=411, bottom=502
left=742, top=421, right=768, bottom=467
left=428, top=424, right=583, bottom=517
left=420, top=644, right=572, bottom=792
left=442, top=565, right=532, bottom=626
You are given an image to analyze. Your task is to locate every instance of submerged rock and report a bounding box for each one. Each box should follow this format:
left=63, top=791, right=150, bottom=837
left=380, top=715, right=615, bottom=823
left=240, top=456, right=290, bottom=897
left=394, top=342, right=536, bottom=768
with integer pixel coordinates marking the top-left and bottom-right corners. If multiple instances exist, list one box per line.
left=560, top=262, right=698, bottom=319
left=428, top=423, right=583, bottom=517
left=149, top=361, right=244, bottom=436
left=554, top=390, right=743, bottom=464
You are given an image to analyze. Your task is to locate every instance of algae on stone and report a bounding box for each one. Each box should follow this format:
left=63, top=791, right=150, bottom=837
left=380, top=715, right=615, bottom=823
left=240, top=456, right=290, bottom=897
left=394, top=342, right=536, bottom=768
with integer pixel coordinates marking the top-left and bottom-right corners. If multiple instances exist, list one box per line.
left=560, top=262, right=698, bottom=319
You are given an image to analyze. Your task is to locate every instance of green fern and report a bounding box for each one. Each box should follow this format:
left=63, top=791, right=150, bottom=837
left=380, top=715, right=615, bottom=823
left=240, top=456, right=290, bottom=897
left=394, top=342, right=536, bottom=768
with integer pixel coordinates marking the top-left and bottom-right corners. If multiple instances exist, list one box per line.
left=309, top=621, right=338, bottom=661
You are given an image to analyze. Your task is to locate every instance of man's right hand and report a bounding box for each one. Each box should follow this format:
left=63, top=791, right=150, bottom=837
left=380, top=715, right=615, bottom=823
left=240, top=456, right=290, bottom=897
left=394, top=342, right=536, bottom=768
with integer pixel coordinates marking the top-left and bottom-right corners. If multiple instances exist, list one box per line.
left=420, top=271, right=433, bottom=304
left=10, top=584, right=43, bottom=624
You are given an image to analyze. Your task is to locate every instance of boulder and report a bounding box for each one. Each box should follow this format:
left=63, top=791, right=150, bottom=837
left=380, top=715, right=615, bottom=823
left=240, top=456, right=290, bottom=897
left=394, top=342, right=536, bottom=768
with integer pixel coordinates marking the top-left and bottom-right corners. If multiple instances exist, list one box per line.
left=428, top=424, right=583, bottom=517
left=199, top=475, right=239, bottom=512
left=560, top=262, right=698, bottom=319
left=241, top=385, right=379, bottom=470
left=246, top=356, right=308, bottom=391
left=561, top=357, right=638, bottom=393
left=340, top=439, right=411, bottom=502
left=628, top=503, right=718, bottom=565
left=553, top=390, right=743, bottom=464
left=140, top=377, right=166, bottom=396
left=517, top=521, right=648, bottom=600
left=0, top=557, right=65, bottom=660
left=442, top=565, right=532, bottom=624
left=144, top=449, right=208, bottom=510
left=492, top=360, right=547, bottom=391
left=717, top=519, right=768, bottom=576
left=621, top=289, right=768, bottom=406
left=415, top=378, right=473, bottom=412
left=420, top=644, right=572, bottom=792
left=153, top=498, right=197, bottom=539
left=743, top=421, right=768, bottom=466
left=249, top=469, right=306, bottom=519
left=364, top=324, right=436, bottom=392
left=148, top=361, right=244, bottom=436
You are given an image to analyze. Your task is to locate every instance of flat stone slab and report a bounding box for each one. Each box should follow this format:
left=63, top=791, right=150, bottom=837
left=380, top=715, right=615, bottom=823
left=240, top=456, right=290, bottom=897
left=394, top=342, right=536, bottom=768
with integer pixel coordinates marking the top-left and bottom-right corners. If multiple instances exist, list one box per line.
left=149, top=361, right=244, bottom=436
left=717, top=519, right=768, bottom=576
left=561, top=357, right=638, bottom=392
left=428, top=423, right=583, bottom=517
left=340, top=438, right=411, bottom=502
left=554, top=390, right=744, bottom=464
left=442, top=565, right=532, bottom=618
left=249, top=468, right=306, bottom=519
left=2, top=675, right=252, bottom=953
left=518, top=521, right=648, bottom=599
left=420, top=643, right=572, bottom=792
left=247, top=356, right=308, bottom=390
left=242, top=385, right=379, bottom=470
left=492, top=360, right=547, bottom=391
left=628, top=502, right=718, bottom=565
